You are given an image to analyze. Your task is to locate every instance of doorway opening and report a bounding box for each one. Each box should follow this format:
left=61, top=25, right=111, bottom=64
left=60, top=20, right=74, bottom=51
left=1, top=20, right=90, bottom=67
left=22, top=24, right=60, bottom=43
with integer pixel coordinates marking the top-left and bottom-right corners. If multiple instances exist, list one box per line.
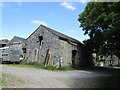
left=72, top=50, right=77, bottom=67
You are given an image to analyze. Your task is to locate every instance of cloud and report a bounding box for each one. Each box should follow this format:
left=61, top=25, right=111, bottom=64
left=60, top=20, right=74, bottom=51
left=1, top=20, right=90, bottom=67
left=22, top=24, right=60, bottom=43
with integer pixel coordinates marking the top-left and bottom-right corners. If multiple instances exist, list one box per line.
left=0, top=2, right=9, bottom=8
left=17, top=2, right=22, bottom=6
left=68, top=30, right=76, bottom=33
left=60, top=2, right=76, bottom=10
left=80, top=0, right=87, bottom=3
left=0, top=2, right=4, bottom=7
left=80, top=0, right=89, bottom=3
left=31, top=20, right=47, bottom=26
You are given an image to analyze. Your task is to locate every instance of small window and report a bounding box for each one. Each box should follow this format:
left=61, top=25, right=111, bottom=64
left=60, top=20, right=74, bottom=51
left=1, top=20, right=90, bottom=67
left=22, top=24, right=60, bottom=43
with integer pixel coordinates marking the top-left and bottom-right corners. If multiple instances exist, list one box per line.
left=22, top=48, right=26, bottom=53
left=2, top=54, right=8, bottom=56
left=38, top=36, right=43, bottom=46
left=72, top=50, right=77, bottom=56
left=34, top=49, right=37, bottom=55
left=2, top=44, right=6, bottom=47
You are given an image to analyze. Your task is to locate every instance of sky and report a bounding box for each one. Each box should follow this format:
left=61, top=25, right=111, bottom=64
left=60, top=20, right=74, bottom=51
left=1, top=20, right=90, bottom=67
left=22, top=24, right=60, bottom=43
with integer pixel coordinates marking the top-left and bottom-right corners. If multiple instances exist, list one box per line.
left=0, top=0, right=90, bottom=43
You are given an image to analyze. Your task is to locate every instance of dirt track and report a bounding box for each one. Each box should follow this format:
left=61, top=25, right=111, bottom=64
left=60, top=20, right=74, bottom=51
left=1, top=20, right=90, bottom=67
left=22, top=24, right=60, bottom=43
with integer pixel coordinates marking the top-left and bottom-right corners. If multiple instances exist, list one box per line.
left=1, top=65, right=120, bottom=88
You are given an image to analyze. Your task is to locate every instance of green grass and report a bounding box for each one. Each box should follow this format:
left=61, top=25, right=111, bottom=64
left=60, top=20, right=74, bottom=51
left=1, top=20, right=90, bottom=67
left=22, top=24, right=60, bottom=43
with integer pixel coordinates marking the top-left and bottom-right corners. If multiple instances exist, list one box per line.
left=4, top=61, right=76, bottom=71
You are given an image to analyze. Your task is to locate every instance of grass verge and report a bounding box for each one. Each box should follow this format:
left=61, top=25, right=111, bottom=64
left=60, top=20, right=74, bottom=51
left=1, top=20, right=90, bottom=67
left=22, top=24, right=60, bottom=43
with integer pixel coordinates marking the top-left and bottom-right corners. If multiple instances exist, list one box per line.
left=3, top=61, right=76, bottom=71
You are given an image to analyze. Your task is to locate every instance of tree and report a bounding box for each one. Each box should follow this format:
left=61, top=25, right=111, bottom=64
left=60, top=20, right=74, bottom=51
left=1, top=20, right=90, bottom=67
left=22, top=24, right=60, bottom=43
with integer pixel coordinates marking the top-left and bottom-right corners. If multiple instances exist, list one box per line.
left=78, top=2, right=120, bottom=58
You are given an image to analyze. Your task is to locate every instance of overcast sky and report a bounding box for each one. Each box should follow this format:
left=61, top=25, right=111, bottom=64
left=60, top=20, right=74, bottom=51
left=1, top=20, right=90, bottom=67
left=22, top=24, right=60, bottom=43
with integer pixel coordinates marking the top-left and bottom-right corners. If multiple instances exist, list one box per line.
left=1, top=1, right=89, bottom=43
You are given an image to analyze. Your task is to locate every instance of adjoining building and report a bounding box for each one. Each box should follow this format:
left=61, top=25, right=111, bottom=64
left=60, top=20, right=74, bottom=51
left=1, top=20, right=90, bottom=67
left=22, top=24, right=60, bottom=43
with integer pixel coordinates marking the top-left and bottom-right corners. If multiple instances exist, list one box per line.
left=26, top=25, right=91, bottom=68
left=11, top=36, right=27, bottom=58
left=0, top=36, right=27, bottom=64
left=0, top=39, right=10, bottom=48
left=92, top=53, right=120, bottom=67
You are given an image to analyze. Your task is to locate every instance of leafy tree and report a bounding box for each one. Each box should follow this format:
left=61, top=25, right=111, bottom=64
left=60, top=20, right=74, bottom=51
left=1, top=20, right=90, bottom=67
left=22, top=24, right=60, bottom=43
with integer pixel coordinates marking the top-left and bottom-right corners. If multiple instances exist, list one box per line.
left=78, top=2, right=120, bottom=58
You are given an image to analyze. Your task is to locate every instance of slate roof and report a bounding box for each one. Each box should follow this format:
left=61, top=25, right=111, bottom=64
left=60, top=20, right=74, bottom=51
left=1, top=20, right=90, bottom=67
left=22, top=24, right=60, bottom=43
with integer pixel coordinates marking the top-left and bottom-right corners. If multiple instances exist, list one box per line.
left=27, top=24, right=83, bottom=45
left=11, top=36, right=27, bottom=44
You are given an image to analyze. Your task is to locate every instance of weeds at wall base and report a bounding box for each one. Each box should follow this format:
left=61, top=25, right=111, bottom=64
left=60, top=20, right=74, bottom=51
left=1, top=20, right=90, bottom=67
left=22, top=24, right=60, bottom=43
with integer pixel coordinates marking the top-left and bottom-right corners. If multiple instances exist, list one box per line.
left=6, top=61, right=76, bottom=71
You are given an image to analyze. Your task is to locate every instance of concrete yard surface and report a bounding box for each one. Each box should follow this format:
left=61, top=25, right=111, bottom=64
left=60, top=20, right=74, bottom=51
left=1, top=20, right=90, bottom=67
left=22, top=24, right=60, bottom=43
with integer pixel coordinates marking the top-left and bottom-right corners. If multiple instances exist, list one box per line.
left=0, top=65, right=120, bottom=88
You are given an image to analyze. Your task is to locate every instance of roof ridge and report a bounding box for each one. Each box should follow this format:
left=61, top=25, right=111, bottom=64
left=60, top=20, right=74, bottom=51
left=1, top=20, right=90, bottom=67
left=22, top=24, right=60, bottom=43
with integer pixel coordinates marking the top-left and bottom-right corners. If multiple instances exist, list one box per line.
left=14, top=36, right=25, bottom=39
left=12, top=36, right=27, bottom=43
left=41, top=25, right=82, bottom=44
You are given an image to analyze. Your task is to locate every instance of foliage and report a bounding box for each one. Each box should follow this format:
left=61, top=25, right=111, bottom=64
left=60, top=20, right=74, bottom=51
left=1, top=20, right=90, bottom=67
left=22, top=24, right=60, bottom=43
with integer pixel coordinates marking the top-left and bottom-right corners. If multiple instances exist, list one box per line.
left=112, top=64, right=120, bottom=67
left=96, top=56, right=99, bottom=62
left=78, top=2, right=120, bottom=58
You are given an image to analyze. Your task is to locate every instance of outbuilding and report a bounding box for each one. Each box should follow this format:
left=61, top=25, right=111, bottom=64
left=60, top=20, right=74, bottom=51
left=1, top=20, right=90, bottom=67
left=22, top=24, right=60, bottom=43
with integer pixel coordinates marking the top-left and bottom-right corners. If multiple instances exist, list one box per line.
left=26, top=25, right=90, bottom=67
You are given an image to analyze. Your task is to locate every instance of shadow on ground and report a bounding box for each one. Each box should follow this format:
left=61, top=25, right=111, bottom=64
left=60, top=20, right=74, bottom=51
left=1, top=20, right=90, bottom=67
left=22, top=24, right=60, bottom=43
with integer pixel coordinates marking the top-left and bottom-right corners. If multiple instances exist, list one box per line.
left=79, top=66, right=120, bottom=75
left=69, top=66, right=120, bottom=88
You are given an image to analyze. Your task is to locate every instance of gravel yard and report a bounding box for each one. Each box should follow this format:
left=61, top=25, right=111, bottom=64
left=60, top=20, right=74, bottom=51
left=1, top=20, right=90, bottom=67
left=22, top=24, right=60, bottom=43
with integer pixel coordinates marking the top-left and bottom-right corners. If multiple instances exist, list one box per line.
left=0, top=65, right=120, bottom=88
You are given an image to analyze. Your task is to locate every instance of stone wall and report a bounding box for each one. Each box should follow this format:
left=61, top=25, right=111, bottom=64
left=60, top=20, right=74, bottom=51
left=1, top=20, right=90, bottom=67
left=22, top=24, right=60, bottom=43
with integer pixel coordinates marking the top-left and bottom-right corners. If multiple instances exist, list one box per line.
left=26, top=26, right=86, bottom=67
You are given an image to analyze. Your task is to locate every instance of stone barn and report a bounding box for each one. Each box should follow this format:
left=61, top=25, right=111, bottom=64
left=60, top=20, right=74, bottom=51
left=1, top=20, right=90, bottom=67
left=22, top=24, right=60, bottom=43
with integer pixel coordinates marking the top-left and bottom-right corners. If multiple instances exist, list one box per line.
left=26, top=25, right=89, bottom=68
left=11, top=36, right=27, bottom=58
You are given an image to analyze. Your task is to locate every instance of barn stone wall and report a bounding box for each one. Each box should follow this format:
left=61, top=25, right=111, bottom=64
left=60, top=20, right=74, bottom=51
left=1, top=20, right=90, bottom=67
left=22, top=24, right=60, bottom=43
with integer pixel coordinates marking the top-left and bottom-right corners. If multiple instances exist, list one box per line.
left=26, top=26, right=86, bottom=67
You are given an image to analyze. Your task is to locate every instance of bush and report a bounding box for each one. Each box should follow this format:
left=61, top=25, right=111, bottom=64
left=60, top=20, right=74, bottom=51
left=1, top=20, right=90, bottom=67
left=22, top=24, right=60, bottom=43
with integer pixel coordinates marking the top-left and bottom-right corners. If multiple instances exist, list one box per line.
left=112, top=64, right=120, bottom=67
